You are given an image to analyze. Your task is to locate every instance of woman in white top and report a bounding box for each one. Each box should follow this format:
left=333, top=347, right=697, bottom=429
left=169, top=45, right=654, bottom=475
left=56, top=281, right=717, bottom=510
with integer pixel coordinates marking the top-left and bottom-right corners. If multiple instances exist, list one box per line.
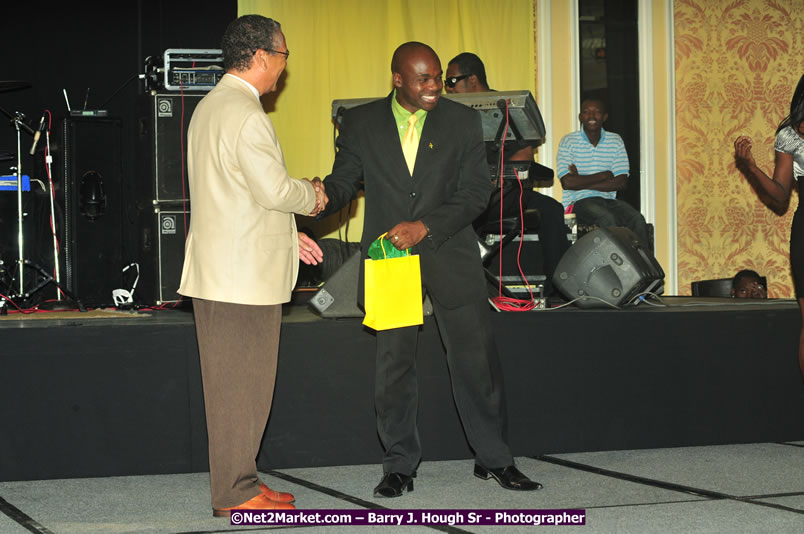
left=735, top=73, right=804, bottom=378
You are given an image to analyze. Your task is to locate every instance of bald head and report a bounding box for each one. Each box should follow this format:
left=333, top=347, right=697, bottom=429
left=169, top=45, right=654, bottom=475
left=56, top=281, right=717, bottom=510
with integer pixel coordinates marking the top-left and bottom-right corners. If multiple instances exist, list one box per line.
left=391, top=41, right=443, bottom=113
left=391, top=42, right=439, bottom=74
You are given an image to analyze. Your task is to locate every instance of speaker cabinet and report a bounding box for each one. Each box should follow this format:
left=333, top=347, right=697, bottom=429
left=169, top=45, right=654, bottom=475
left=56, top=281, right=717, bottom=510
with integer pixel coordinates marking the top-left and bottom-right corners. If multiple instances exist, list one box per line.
left=137, top=93, right=202, bottom=203
left=553, top=227, right=664, bottom=308
left=135, top=207, right=190, bottom=305
left=135, top=93, right=198, bottom=305
left=62, top=117, right=129, bottom=306
left=308, top=248, right=434, bottom=318
left=154, top=208, right=189, bottom=304
left=309, top=251, right=362, bottom=317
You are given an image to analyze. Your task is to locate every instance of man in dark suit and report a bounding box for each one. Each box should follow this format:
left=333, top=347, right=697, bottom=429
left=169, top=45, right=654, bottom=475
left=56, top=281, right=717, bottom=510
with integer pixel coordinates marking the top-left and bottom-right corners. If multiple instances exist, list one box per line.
left=321, top=42, right=542, bottom=497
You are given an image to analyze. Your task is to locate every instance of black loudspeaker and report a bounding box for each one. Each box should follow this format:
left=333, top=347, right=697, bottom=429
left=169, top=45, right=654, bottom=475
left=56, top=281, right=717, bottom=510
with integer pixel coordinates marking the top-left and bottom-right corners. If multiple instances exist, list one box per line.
left=309, top=250, right=362, bottom=317
left=296, top=239, right=361, bottom=287
left=62, top=117, right=130, bottom=306
left=553, top=227, right=664, bottom=308
left=135, top=93, right=200, bottom=305
left=690, top=278, right=733, bottom=298
left=137, top=93, right=202, bottom=203
left=136, top=208, right=190, bottom=305
left=308, top=248, right=434, bottom=318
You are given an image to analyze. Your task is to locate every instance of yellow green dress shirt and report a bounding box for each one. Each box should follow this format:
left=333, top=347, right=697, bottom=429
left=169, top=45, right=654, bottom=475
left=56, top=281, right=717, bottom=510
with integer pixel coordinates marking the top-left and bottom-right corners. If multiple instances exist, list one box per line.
left=391, top=89, right=427, bottom=143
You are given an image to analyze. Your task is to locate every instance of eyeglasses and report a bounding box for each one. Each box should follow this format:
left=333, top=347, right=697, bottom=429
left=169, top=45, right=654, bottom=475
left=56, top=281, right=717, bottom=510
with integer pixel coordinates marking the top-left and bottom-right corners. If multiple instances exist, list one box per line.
left=255, top=48, right=290, bottom=59
left=445, top=74, right=471, bottom=88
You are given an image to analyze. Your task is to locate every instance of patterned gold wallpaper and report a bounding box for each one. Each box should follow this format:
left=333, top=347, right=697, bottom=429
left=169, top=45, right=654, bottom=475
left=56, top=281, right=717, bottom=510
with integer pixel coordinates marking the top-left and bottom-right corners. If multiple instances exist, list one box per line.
left=675, top=0, right=803, bottom=297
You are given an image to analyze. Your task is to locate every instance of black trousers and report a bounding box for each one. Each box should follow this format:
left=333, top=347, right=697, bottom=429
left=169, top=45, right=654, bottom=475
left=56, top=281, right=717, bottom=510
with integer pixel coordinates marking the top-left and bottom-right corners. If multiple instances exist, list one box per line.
left=374, top=296, right=513, bottom=475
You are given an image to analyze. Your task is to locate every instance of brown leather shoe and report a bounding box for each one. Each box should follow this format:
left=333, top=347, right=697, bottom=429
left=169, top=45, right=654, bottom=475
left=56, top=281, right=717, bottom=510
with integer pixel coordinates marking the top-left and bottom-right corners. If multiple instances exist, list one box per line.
left=260, top=482, right=295, bottom=503
left=212, top=493, right=295, bottom=517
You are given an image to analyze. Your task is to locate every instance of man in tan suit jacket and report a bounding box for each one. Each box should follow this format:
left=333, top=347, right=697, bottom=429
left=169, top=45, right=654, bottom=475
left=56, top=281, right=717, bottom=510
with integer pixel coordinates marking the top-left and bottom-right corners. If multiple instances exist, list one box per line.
left=178, top=15, right=326, bottom=516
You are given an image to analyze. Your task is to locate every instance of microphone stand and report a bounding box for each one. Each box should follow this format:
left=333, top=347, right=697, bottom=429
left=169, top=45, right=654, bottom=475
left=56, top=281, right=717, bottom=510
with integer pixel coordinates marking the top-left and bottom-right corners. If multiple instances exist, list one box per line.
left=43, top=126, right=60, bottom=297
left=0, top=106, right=35, bottom=296
left=20, top=260, right=85, bottom=312
left=36, top=124, right=83, bottom=311
left=1, top=106, right=79, bottom=309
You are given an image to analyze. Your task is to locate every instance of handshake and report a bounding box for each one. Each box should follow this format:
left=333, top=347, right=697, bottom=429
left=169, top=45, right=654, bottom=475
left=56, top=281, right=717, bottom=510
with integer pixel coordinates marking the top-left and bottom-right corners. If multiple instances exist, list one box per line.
left=305, top=177, right=329, bottom=216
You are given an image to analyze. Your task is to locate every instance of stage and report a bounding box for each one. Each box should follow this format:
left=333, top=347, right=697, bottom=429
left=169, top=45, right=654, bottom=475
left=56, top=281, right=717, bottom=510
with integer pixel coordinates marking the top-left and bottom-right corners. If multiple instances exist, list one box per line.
left=1, top=297, right=803, bottom=482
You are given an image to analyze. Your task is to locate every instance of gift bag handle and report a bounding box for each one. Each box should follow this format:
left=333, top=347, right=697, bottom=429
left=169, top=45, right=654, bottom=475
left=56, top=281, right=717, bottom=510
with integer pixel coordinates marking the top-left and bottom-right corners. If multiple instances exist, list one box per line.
left=377, top=232, right=410, bottom=258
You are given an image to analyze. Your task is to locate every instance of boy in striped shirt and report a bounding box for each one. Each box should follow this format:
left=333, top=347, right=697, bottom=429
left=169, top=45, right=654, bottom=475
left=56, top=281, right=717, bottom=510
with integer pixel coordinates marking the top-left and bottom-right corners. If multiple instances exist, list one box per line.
left=557, top=98, right=649, bottom=246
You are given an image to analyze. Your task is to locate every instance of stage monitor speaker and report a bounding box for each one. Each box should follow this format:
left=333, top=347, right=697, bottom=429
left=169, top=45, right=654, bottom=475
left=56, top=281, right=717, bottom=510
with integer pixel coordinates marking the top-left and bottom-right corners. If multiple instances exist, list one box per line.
left=553, top=227, right=664, bottom=308
left=309, top=250, right=362, bottom=318
left=309, top=249, right=434, bottom=318
left=296, top=239, right=360, bottom=287
left=62, top=117, right=129, bottom=307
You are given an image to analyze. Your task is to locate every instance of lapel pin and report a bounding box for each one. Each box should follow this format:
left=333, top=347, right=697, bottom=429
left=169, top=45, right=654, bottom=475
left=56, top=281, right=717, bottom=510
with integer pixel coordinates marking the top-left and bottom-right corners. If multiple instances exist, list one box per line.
left=429, top=142, right=434, bottom=149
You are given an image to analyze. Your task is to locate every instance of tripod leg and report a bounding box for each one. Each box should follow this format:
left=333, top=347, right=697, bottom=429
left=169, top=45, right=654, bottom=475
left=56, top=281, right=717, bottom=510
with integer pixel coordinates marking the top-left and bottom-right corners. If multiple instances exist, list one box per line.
left=22, top=260, right=86, bottom=312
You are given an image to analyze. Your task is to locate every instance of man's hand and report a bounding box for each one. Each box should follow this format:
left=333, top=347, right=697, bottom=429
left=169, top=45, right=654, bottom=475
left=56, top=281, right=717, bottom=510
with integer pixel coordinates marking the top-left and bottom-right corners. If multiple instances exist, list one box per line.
left=298, top=232, right=323, bottom=265
left=308, top=177, right=328, bottom=215
left=386, top=221, right=428, bottom=250
left=568, top=164, right=612, bottom=181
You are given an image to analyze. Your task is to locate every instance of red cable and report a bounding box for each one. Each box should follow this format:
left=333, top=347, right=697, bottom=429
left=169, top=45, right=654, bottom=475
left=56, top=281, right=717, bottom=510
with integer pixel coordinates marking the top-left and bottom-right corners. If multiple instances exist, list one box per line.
left=490, top=99, right=535, bottom=311
left=496, top=114, right=506, bottom=298
left=180, top=83, right=188, bottom=239
left=172, top=85, right=189, bottom=309
left=0, top=293, right=26, bottom=312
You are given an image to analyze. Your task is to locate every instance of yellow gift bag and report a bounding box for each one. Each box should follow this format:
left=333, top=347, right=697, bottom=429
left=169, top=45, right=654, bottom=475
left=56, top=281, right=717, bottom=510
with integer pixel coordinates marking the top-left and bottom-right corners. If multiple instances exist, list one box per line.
left=363, top=234, right=424, bottom=331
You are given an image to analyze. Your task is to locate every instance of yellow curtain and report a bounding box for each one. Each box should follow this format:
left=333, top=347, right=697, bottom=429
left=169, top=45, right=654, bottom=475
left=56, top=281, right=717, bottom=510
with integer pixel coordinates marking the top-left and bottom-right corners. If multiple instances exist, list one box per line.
left=239, top=0, right=535, bottom=240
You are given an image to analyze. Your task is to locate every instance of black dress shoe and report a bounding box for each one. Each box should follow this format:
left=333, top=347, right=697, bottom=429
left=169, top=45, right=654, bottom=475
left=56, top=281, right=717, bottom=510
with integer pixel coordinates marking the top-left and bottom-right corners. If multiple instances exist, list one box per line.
left=474, top=464, right=543, bottom=491
left=373, top=472, right=415, bottom=498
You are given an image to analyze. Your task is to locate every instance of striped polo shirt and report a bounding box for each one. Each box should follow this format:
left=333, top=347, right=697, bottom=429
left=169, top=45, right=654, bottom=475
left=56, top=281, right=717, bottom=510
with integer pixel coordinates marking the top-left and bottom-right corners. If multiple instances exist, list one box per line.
left=556, top=128, right=630, bottom=209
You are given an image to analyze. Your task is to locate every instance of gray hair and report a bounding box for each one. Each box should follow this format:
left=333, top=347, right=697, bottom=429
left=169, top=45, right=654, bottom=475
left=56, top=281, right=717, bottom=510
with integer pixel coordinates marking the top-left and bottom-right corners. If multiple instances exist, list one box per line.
left=222, top=15, right=282, bottom=72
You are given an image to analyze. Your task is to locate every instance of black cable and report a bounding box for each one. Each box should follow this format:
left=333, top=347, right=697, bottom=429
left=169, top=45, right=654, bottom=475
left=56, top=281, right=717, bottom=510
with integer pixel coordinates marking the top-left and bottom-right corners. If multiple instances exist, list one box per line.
left=332, top=115, right=356, bottom=244
left=98, top=73, right=140, bottom=109
left=332, top=117, right=338, bottom=154
left=344, top=200, right=353, bottom=242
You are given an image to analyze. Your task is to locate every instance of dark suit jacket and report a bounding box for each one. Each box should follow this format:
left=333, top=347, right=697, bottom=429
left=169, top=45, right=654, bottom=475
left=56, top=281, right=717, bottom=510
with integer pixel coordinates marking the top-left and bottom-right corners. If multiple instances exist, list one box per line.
left=322, top=93, right=492, bottom=309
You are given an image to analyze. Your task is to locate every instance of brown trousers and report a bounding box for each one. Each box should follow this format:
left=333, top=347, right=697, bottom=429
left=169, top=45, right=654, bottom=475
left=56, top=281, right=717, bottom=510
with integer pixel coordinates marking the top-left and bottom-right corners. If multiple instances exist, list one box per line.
left=192, top=298, right=281, bottom=509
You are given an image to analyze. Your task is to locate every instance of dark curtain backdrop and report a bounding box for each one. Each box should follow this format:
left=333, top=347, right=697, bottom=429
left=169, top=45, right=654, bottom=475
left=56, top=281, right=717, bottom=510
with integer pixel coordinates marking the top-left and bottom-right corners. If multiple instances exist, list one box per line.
left=1, top=1, right=236, bottom=275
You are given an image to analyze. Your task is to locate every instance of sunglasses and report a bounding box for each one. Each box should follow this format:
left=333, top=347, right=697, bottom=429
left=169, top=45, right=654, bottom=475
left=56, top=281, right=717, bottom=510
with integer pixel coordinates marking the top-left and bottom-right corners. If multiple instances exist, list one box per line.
left=445, top=74, right=472, bottom=88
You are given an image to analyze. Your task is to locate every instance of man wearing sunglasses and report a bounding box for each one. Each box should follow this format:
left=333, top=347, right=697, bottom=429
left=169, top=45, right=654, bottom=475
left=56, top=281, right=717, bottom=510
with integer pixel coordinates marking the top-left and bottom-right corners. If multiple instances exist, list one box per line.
left=445, top=52, right=570, bottom=296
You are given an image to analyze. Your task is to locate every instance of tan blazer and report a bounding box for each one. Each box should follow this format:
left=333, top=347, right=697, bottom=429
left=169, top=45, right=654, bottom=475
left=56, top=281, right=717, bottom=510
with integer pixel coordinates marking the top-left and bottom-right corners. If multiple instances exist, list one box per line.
left=178, top=74, right=316, bottom=305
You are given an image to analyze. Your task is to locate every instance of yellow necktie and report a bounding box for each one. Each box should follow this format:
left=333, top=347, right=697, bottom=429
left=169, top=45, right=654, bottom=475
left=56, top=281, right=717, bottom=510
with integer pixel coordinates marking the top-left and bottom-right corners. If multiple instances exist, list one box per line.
left=401, top=114, right=419, bottom=175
